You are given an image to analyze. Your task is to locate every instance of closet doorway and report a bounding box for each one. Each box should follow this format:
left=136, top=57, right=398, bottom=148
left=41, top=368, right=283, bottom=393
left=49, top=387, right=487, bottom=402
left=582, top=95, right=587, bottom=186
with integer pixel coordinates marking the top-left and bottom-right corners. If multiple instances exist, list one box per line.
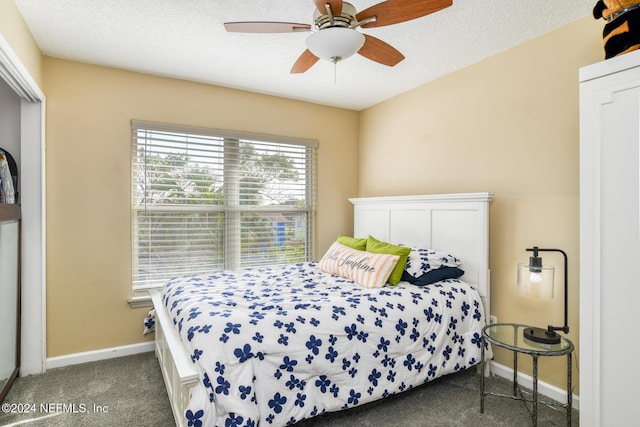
left=0, top=35, right=46, bottom=377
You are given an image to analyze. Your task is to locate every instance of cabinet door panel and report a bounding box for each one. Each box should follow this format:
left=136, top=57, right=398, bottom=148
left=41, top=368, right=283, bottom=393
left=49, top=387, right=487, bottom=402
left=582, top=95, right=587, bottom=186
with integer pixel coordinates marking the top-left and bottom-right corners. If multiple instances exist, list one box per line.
left=600, top=85, right=640, bottom=423
left=580, top=60, right=640, bottom=426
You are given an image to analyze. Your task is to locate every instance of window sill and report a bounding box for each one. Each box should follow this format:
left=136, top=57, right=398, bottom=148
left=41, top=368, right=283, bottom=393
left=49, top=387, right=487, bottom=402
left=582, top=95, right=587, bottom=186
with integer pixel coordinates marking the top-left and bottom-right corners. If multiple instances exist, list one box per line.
left=128, top=295, right=153, bottom=308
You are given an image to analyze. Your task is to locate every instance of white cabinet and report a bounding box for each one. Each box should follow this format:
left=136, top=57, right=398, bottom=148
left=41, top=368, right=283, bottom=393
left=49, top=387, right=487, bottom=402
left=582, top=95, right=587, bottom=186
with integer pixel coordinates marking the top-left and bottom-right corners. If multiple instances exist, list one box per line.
left=579, top=50, right=640, bottom=426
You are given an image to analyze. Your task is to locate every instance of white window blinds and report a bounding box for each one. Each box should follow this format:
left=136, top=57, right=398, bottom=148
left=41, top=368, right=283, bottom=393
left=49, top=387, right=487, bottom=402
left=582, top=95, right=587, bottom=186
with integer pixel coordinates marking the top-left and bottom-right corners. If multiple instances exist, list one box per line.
left=131, top=121, right=317, bottom=295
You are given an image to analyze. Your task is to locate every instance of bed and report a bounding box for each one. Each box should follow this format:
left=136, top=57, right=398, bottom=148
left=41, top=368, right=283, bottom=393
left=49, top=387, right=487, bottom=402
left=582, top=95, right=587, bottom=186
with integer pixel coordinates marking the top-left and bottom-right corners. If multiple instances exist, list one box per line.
left=149, top=192, right=492, bottom=427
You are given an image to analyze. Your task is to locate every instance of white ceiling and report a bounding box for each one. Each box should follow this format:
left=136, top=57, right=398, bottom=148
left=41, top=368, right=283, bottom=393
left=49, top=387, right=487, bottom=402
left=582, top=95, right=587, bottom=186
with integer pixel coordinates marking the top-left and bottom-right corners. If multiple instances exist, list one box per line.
left=15, top=0, right=595, bottom=111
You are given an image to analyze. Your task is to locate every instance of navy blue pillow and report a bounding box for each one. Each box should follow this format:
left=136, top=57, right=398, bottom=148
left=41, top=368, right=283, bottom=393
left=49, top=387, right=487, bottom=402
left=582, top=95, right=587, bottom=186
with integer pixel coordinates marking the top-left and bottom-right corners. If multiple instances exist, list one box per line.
left=401, top=270, right=418, bottom=283
left=411, top=266, right=464, bottom=286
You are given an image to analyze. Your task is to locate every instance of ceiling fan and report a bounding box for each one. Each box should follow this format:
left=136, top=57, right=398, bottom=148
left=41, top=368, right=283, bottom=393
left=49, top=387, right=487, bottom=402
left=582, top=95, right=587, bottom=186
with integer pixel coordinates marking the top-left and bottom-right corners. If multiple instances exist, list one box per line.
left=224, top=0, right=453, bottom=73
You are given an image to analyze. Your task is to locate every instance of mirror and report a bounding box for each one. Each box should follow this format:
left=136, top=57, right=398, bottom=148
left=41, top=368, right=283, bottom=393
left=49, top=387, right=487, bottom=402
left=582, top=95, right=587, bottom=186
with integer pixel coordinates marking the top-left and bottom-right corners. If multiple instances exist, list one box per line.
left=0, top=210, right=20, bottom=402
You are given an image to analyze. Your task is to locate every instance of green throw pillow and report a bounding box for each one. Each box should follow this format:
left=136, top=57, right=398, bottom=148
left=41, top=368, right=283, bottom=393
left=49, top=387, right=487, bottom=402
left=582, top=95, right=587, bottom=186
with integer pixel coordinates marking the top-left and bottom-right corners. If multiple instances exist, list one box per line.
left=337, top=235, right=367, bottom=251
left=365, top=235, right=411, bottom=285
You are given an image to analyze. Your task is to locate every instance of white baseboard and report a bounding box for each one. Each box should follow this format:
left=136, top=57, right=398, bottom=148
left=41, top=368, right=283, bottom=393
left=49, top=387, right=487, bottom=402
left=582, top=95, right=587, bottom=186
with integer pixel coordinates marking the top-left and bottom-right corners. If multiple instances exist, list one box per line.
left=46, top=342, right=155, bottom=370
left=490, top=361, right=579, bottom=408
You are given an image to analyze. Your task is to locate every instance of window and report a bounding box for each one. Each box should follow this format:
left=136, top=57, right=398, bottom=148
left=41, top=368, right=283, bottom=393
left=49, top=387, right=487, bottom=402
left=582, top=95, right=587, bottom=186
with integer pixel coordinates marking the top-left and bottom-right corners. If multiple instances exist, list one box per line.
left=130, top=121, right=317, bottom=299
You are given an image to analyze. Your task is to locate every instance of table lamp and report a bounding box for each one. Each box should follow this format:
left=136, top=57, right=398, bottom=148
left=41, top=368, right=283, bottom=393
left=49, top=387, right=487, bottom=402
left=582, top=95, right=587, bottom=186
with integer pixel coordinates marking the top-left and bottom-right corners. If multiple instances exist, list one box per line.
left=516, top=246, right=569, bottom=344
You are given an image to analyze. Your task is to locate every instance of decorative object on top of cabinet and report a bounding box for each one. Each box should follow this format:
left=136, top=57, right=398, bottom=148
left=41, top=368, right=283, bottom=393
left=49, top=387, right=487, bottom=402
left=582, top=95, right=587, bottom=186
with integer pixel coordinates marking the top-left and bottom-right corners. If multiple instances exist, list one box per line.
left=0, top=148, right=18, bottom=203
left=593, top=0, right=640, bottom=59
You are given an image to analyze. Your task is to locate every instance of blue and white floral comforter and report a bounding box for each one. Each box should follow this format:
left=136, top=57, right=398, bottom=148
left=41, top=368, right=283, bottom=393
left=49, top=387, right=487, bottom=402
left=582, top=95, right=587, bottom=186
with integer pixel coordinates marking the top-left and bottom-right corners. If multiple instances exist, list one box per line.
left=160, top=262, right=486, bottom=427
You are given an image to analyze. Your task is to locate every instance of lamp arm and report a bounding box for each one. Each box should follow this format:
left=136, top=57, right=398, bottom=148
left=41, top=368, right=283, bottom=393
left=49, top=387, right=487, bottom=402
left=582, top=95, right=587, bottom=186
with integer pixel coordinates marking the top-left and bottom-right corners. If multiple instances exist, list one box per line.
left=525, top=247, right=570, bottom=334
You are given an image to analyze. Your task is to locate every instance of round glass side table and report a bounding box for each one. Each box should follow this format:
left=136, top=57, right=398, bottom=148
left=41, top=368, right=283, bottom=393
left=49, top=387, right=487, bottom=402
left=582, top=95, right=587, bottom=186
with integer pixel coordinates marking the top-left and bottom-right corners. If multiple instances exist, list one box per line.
left=480, top=323, right=574, bottom=426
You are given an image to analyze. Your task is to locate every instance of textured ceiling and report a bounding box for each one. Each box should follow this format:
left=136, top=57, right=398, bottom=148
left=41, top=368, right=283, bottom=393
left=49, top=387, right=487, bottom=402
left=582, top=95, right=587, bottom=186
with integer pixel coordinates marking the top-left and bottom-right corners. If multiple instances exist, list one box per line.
left=15, top=0, right=595, bottom=110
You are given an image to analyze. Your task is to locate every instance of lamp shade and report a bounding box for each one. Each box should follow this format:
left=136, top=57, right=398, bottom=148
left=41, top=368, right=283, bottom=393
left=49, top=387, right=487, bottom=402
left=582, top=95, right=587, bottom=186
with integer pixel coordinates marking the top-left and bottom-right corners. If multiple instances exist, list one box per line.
left=516, top=263, right=554, bottom=299
left=305, top=27, right=365, bottom=62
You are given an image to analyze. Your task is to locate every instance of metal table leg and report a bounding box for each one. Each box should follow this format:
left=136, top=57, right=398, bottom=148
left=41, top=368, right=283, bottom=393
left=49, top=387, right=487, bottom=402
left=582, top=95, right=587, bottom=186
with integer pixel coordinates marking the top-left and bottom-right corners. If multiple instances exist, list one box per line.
left=532, top=355, right=538, bottom=427
left=567, top=352, right=572, bottom=426
left=513, top=349, right=518, bottom=397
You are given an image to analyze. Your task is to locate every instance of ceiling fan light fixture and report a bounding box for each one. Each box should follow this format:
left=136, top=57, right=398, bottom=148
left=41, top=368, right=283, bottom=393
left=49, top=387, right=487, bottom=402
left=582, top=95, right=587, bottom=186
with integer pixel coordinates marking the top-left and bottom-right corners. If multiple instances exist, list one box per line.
left=305, top=27, right=365, bottom=63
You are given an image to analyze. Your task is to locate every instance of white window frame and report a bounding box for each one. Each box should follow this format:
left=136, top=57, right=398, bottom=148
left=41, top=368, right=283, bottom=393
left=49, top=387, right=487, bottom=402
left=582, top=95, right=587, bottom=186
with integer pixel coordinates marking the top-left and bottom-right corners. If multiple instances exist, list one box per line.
left=129, top=121, right=317, bottom=306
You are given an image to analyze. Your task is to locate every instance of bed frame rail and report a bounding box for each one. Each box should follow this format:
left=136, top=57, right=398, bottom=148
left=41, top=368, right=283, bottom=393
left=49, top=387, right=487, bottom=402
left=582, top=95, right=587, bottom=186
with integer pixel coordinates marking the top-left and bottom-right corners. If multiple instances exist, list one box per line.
left=150, top=290, right=198, bottom=427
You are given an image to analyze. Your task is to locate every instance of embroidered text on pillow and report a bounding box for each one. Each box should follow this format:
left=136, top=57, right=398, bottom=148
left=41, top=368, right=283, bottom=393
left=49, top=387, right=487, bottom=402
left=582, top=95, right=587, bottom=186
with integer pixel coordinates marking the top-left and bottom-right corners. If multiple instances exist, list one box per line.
left=324, top=246, right=378, bottom=273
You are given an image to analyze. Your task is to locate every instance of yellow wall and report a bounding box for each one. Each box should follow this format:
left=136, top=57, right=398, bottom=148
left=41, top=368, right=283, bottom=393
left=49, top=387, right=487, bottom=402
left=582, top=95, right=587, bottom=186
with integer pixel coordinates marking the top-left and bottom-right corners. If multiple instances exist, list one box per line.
left=359, top=16, right=603, bottom=390
left=42, top=58, right=359, bottom=356
left=0, top=0, right=42, bottom=86
left=2, top=0, right=607, bottom=393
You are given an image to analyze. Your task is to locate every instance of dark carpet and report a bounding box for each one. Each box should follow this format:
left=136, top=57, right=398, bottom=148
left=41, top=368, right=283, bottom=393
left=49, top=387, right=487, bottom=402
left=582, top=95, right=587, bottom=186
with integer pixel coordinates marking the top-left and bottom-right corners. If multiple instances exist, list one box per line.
left=0, top=352, right=578, bottom=426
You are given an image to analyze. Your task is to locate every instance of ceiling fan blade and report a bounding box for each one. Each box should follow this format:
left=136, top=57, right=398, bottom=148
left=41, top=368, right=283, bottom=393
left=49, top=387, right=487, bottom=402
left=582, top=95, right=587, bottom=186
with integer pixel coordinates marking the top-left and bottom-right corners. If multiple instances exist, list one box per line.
left=224, top=22, right=311, bottom=33
left=313, top=0, right=342, bottom=16
left=358, top=34, right=405, bottom=67
left=291, top=50, right=320, bottom=74
left=356, top=0, right=452, bottom=28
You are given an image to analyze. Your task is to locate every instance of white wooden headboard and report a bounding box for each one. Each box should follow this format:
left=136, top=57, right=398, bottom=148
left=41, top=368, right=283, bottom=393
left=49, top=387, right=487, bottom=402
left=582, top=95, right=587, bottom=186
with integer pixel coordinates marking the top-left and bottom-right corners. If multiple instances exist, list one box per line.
left=349, top=192, right=492, bottom=321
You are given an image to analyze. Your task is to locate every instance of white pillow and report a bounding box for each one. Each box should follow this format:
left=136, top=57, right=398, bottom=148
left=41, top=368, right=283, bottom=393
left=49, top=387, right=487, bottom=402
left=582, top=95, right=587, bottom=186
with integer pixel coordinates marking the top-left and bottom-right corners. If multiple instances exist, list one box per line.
left=319, top=241, right=399, bottom=289
left=404, top=247, right=462, bottom=280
